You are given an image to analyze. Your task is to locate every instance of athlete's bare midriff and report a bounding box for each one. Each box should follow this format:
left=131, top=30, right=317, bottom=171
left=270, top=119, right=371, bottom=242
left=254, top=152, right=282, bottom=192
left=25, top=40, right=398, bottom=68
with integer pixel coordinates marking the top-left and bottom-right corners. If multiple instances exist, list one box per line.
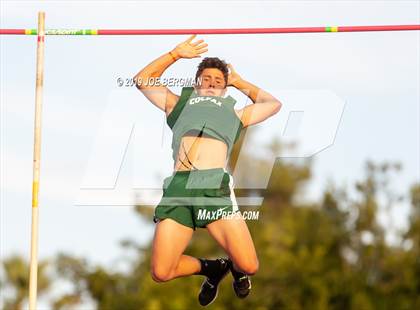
left=174, top=134, right=228, bottom=171
left=168, top=108, right=243, bottom=171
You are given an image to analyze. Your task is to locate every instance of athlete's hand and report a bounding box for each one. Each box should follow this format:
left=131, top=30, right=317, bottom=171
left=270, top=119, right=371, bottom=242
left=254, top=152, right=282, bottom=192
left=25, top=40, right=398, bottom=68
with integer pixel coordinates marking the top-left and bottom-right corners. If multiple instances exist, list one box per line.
left=227, top=64, right=242, bottom=87
left=171, top=35, right=208, bottom=59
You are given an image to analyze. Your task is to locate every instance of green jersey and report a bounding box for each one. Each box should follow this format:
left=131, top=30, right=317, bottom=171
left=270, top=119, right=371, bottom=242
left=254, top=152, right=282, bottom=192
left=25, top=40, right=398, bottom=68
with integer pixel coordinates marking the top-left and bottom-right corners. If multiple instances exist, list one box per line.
left=166, top=87, right=244, bottom=162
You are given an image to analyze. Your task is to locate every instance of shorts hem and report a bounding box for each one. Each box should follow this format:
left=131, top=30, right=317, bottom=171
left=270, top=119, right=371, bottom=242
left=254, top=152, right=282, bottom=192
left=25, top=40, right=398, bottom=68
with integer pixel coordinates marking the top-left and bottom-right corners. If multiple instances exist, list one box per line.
left=153, top=215, right=195, bottom=230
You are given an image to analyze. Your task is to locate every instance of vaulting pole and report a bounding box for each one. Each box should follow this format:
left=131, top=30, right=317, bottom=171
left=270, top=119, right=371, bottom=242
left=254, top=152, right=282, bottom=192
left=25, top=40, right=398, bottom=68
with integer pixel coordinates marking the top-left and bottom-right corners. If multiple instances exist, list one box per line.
left=0, top=24, right=419, bottom=36
left=29, top=11, right=45, bottom=310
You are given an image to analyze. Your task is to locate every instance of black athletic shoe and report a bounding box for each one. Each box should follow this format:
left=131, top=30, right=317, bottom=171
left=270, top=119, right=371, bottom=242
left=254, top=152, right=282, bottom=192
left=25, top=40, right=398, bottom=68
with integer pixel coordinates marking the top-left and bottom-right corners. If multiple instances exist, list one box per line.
left=198, top=258, right=231, bottom=306
left=232, top=273, right=252, bottom=298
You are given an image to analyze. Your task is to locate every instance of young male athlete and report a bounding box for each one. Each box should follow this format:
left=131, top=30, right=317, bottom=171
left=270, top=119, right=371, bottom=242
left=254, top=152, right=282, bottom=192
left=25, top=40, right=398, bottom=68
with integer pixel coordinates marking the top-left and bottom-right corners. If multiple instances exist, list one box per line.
left=134, top=35, right=282, bottom=306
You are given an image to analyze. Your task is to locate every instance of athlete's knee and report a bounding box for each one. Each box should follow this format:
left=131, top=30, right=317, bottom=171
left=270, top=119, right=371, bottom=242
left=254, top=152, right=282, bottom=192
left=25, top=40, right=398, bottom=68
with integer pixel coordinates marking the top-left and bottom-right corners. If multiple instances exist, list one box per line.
left=150, top=265, right=174, bottom=283
left=236, top=258, right=259, bottom=275
left=243, top=261, right=259, bottom=275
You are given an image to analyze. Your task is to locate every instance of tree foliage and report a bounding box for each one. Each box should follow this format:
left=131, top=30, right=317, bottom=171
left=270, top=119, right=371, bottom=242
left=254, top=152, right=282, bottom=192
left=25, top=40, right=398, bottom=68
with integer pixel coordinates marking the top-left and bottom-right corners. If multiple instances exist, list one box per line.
left=2, top=136, right=419, bottom=309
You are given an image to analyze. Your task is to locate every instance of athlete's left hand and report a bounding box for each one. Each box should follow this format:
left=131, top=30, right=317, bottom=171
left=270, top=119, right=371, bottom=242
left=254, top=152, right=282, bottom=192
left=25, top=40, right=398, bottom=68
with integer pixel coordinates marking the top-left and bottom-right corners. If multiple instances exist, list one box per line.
left=227, top=64, right=242, bottom=87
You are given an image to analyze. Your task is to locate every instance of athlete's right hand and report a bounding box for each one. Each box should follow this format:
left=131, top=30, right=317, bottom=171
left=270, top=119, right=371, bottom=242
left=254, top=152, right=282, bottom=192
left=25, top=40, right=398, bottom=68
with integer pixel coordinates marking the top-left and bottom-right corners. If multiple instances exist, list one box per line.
left=171, top=35, right=208, bottom=59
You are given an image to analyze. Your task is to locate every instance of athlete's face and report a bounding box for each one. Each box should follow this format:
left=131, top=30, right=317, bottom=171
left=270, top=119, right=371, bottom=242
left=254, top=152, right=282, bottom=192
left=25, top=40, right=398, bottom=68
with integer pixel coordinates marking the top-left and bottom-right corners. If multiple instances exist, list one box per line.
left=196, top=68, right=227, bottom=97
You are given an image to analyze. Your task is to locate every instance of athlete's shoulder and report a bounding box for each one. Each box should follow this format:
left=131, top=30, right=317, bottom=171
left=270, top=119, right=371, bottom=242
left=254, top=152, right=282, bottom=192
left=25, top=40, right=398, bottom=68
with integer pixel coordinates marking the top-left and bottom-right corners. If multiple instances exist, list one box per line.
left=225, top=94, right=237, bottom=105
left=166, top=87, right=195, bottom=127
left=180, top=86, right=194, bottom=94
left=178, top=86, right=195, bottom=101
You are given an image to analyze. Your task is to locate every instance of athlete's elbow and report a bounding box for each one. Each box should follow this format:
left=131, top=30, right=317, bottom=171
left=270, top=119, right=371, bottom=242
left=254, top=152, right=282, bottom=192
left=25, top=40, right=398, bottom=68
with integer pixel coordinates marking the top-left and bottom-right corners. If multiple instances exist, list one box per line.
left=134, top=75, right=144, bottom=90
left=267, top=100, right=282, bottom=117
left=133, top=70, right=151, bottom=90
left=273, top=100, right=282, bottom=114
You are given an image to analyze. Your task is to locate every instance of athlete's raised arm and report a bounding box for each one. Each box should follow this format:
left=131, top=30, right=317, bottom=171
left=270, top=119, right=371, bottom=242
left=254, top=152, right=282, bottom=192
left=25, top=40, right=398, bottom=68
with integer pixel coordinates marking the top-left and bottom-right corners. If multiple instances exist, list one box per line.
left=133, top=35, right=208, bottom=116
left=228, top=64, right=282, bottom=128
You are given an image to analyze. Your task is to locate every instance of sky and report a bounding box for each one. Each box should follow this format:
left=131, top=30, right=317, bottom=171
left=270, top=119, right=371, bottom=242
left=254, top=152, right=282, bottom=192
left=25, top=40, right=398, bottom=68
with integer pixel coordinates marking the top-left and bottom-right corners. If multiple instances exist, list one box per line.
left=1, top=0, right=419, bottom=278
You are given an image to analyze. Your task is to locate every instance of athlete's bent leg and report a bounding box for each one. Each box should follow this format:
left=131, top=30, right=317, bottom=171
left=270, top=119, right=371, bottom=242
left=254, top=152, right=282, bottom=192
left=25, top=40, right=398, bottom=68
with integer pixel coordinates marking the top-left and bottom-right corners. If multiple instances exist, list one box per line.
left=151, top=218, right=201, bottom=282
left=206, top=216, right=259, bottom=275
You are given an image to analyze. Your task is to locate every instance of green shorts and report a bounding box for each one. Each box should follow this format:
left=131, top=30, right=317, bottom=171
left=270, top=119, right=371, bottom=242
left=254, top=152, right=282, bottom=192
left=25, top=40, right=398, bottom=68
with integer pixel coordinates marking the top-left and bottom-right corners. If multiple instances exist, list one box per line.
left=153, top=167, right=239, bottom=230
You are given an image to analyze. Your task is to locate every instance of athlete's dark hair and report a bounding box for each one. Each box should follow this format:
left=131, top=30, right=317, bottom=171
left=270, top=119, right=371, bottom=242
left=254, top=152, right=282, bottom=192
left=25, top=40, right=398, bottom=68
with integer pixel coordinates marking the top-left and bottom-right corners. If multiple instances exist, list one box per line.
left=195, top=57, right=229, bottom=87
